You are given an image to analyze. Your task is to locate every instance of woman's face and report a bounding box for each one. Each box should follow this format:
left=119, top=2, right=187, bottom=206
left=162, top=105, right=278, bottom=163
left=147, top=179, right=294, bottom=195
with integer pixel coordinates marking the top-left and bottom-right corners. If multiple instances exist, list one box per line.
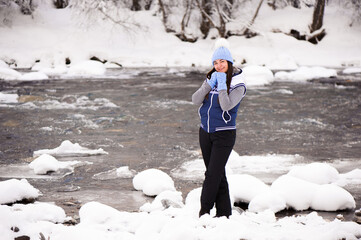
left=213, top=59, right=228, bottom=73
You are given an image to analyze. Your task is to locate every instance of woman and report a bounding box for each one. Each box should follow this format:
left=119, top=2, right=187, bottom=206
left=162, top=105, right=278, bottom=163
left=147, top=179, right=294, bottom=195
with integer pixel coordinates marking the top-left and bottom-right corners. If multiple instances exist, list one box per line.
left=192, top=41, right=246, bottom=218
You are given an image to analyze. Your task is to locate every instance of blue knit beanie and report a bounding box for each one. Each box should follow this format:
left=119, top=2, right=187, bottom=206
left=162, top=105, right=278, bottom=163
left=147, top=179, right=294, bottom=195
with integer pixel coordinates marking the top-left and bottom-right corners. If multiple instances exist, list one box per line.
left=212, top=46, right=233, bottom=65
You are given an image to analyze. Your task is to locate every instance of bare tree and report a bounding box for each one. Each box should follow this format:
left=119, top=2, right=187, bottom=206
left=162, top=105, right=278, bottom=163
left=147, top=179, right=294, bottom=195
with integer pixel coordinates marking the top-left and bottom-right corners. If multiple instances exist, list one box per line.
left=176, top=0, right=198, bottom=42
left=198, top=0, right=213, bottom=37
left=196, top=0, right=229, bottom=37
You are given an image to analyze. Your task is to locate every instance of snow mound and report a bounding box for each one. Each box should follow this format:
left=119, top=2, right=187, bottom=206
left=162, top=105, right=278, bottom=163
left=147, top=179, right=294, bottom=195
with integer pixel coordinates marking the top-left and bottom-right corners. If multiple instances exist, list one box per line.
left=287, top=162, right=340, bottom=184
left=271, top=175, right=355, bottom=211
left=68, top=60, right=106, bottom=76
left=11, top=202, right=67, bottom=223
left=228, top=174, right=270, bottom=203
left=140, top=190, right=184, bottom=212
left=275, top=66, right=337, bottom=82
left=33, top=140, right=108, bottom=157
left=248, top=189, right=287, bottom=213
left=29, top=154, right=80, bottom=175
left=242, top=65, right=274, bottom=86
left=133, top=169, right=176, bottom=196
left=79, top=201, right=122, bottom=225
left=0, top=179, right=40, bottom=204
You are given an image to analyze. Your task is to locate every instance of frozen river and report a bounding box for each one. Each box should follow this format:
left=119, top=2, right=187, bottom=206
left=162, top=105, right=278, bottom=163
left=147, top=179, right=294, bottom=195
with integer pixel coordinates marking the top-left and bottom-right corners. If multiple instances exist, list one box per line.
left=0, top=68, right=360, bottom=221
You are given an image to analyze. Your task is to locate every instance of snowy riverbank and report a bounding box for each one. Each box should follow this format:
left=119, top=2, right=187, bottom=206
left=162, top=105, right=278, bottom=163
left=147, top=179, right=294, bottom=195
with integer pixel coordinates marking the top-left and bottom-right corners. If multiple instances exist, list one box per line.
left=0, top=1, right=361, bottom=71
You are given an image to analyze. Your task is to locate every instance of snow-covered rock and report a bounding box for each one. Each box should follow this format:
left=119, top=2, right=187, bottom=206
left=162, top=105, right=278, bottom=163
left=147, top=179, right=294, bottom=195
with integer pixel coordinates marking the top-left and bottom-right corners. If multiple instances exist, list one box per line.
left=0, top=179, right=40, bottom=204
left=287, top=162, right=340, bottom=184
left=228, top=174, right=270, bottom=203
left=140, top=190, right=184, bottom=212
left=29, top=154, right=80, bottom=175
left=271, top=175, right=355, bottom=211
left=133, top=169, right=176, bottom=196
left=248, top=189, right=287, bottom=213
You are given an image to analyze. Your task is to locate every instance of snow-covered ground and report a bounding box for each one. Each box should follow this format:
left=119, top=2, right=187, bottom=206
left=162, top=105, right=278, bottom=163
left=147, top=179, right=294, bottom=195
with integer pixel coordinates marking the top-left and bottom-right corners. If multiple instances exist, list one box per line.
left=1, top=141, right=361, bottom=239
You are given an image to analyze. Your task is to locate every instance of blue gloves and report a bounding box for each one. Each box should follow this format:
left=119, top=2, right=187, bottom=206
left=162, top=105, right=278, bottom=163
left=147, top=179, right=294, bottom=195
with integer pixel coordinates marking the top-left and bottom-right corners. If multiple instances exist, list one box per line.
left=207, top=72, right=227, bottom=90
left=207, top=72, right=217, bottom=88
left=216, top=72, right=227, bottom=91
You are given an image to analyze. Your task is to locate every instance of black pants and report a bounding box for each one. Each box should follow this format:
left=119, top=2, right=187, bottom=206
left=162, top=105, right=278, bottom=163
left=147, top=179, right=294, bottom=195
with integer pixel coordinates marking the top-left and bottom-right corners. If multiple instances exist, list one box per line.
left=199, top=127, right=236, bottom=217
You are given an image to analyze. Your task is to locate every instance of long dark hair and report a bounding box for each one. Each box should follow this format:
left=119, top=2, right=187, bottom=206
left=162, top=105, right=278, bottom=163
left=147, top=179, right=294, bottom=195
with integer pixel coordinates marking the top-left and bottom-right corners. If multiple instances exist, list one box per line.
left=205, top=61, right=233, bottom=99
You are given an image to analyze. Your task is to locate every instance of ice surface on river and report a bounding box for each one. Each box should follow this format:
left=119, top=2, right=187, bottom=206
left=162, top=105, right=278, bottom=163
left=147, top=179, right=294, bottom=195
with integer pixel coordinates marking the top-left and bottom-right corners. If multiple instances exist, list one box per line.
left=171, top=150, right=303, bottom=181
left=92, top=166, right=136, bottom=180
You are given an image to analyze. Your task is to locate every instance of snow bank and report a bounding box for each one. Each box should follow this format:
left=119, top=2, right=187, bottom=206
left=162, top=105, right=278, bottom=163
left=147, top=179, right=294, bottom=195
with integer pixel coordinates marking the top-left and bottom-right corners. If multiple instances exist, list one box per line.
left=0, top=179, right=40, bottom=204
left=0, top=66, right=22, bottom=80
left=33, top=140, right=108, bottom=157
left=29, top=154, right=80, bottom=174
left=18, top=71, right=49, bottom=81
left=133, top=169, right=176, bottom=196
left=275, top=66, right=338, bottom=82
left=67, top=60, right=106, bottom=76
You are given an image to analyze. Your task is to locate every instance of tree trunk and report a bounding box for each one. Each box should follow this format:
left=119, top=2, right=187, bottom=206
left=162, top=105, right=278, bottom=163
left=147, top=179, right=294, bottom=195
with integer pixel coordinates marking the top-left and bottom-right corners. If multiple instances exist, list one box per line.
left=214, top=0, right=226, bottom=37
left=310, top=0, right=325, bottom=33
left=199, top=0, right=212, bottom=38
left=131, top=0, right=142, bottom=11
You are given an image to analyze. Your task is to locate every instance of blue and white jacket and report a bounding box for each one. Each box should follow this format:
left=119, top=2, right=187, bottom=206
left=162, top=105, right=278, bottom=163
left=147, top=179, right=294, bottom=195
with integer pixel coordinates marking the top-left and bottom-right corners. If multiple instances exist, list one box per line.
left=198, top=72, right=246, bottom=133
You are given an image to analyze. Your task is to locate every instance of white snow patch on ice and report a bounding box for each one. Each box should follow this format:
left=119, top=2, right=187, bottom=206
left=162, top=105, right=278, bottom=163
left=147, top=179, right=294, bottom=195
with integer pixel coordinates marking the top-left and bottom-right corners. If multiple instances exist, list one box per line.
left=33, top=140, right=108, bottom=157
left=343, top=67, right=361, bottom=74
left=275, top=66, right=337, bottom=82
left=0, top=92, right=18, bottom=103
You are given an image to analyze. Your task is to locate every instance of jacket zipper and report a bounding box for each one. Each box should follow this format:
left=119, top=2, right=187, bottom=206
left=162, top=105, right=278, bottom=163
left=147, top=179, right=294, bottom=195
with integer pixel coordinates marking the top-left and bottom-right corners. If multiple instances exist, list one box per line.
left=207, top=92, right=214, bottom=133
